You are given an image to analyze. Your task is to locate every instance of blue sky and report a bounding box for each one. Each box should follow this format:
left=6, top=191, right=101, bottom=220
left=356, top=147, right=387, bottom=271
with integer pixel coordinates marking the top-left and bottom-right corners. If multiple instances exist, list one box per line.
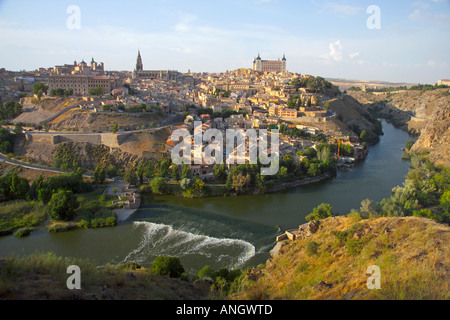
left=0, top=0, right=449, bottom=83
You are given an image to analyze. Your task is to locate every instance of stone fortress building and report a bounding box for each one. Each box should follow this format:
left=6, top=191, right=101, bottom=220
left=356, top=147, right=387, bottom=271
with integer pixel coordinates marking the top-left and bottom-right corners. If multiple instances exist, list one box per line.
left=253, top=53, right=287, bottom=73
left=48, top=58, right=122, bottom=96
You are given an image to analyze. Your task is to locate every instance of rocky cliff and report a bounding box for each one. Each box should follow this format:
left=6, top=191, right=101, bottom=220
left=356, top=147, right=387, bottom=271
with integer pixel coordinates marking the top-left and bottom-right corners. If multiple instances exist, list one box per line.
left=349, top=89, right=450, bottom=167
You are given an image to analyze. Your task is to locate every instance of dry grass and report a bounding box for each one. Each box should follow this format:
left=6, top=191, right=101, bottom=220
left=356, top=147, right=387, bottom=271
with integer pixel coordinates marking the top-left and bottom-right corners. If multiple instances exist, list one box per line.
left=233, top=216, right=450, bottom=300
left=0, top=252, right=211, bottom=300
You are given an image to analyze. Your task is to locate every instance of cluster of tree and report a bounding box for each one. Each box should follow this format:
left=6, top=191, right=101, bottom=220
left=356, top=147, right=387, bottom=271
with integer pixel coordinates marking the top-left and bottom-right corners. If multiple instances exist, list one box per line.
left=49, top=88, right=73, bottom=97
left=272, top=123, right=327, bottom=143
left=32, top=82, right=48, bottom=100
left=409, top=84, right=449, bottom=91
left=0, top=127, right=15, bottom=153
left=88, top=86, right=103, bottom=96
left=221, top=151, right=337, bottom=196
left=0, top=101, right=23, bottom=120
left=212, top=89, right=231, bottom=99
left=0, top=169, right=91, bottom=220
left=196, top=107, right=248, bottom=120
left=52, top=143, right=82, bottom=171
left=196, top=265, right=243, bottom=296
left=147, top=256, right=246, bottom=296
left=348, top=123, right=381, bottom=146
left=102, top=103, right=160, bottom=114
left=290, top=76, right=335, bottom=94
left=287, top=95, right=307, bottom=109
left=371, top=152, right=450, bottom=224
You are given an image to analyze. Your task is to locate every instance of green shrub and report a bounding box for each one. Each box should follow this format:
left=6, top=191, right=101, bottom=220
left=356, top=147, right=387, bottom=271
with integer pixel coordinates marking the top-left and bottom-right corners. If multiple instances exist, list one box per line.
left=13, top=227, right=32, bottom=238
left=47, top=190, right=79, bottom=222
left=296, top=261, right=309, bottom=273
left=78, top=220, right=89, bottom=229
left=306, top=241, right=320, bottom=256
left=117, top=263, right=141, bottom=271
left=197, top=265, right=215, bottom=279
left=150, top=256, right=185, bottom=278
left=306, top=203, right=334, bottom=221
left=346, top=238, right=364, bottom=256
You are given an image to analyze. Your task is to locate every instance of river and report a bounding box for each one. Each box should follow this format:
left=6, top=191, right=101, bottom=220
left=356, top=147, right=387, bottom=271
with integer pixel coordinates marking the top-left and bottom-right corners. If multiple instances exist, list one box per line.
left=0, top=121, right=413, bottom=274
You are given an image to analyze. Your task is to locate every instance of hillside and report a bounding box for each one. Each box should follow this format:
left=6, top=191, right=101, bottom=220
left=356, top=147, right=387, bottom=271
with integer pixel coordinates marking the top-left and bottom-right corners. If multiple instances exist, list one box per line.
left=0, top=253, right=211, bottom=300
left=233, top=215, right=449, bottom=300
left=327, top=95, right=378, bottom=134
left=13, top=97, right=82, bottom=125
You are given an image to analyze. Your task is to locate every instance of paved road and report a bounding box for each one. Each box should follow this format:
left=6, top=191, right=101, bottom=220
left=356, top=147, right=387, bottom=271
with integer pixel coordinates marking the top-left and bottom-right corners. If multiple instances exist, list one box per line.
left=0, top=153, right=94, bottom=178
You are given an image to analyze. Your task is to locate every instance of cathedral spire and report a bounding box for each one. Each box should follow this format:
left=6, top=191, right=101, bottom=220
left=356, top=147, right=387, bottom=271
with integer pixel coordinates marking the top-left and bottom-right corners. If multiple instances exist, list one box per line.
left=136, top=50, right=143, bottom=72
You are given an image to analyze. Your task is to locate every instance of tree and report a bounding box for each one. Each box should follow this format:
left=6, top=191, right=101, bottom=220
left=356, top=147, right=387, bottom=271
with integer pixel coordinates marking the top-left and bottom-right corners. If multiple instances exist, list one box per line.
left=94, top=165, right=106, bottom=185
left=112, top=123, right=120, bottom=134
left=32, top=82, right=48, bottom=96
left=150, top=256, right=185, bottom=278
left=55, top=88, right=65, bottom=96
left=137, top=161, right=146, bottom=185
left=192, top=176, right=206, bottom=193
left=150, top=177, right=168, bottom=194
left=0, top=127, right=15, bottom=153
left=158, top=159, right=171, bottom=178
left=306, top=203, right=334, bottom=221
left=88, top=86, right=103, bottom=96
left=181, top=164, right=192, bottom=180
left=66, top=88, right=74, bottom=96
left=231, top=173, right=251, bottom=195
left=0, top=171, right=30, bottom=201
left=405, top=141, right=415, bottom=151
left=213, top=164, right=227, bottom=181
left=197, top=265, right=215, bottom=279
left=124, top=166, right=138, bottom=186
left=13, top=123, right=22, bottom=135
left=171, top=164, right=180, bottom=181
left=277, top=166, right=288, bottom=180
left=47, top=190, right=79, bottom=221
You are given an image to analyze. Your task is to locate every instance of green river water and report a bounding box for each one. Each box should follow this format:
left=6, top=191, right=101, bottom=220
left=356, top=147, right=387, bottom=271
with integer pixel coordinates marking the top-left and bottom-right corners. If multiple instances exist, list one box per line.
left=0, top=121, right=413, bottom=274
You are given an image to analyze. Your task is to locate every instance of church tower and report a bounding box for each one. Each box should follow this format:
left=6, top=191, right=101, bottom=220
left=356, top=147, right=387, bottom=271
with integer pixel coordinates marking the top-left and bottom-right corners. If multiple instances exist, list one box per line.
left=136, top=50, right=143, bottom=72
left=281, top=54, right=287, bottom=73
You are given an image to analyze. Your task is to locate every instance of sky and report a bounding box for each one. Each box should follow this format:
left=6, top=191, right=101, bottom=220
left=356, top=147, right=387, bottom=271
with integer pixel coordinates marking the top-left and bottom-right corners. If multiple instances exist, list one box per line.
left=0, top=0, right=449, bottom=83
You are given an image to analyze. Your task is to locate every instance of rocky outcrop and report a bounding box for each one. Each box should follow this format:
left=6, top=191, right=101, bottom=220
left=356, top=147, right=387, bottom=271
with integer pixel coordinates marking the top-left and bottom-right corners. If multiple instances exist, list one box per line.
left=411, top=106, right=450, bottom=167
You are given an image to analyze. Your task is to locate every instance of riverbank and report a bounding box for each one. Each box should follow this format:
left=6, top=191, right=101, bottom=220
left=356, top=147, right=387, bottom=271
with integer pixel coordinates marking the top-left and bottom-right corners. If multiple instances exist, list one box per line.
left=268, top=172, right=334, bottom=194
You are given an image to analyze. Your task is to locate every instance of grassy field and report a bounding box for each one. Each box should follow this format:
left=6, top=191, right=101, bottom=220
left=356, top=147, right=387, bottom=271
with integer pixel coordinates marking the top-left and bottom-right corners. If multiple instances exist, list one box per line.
left=0, top=201, right=47, bottom=236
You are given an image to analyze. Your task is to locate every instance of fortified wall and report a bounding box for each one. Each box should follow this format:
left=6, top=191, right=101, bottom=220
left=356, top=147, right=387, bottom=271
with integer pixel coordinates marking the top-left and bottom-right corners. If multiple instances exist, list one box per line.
left=24, top=132, right=133, bottom=149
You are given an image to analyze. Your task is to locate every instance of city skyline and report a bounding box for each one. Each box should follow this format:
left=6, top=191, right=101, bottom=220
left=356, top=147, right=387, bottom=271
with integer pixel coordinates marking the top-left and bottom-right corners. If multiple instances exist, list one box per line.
left=0, top=0, right=449, bottom=83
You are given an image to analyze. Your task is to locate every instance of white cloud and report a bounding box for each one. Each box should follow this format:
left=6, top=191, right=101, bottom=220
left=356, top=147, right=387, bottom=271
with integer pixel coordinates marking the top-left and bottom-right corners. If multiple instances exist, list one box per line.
left=349, top=52, right=360, bottom=59
left=408, top=7, right=450, bottom=25
left=313, top=2, right=364, bottom=16
left=321, top=40, right=344, bottom=61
